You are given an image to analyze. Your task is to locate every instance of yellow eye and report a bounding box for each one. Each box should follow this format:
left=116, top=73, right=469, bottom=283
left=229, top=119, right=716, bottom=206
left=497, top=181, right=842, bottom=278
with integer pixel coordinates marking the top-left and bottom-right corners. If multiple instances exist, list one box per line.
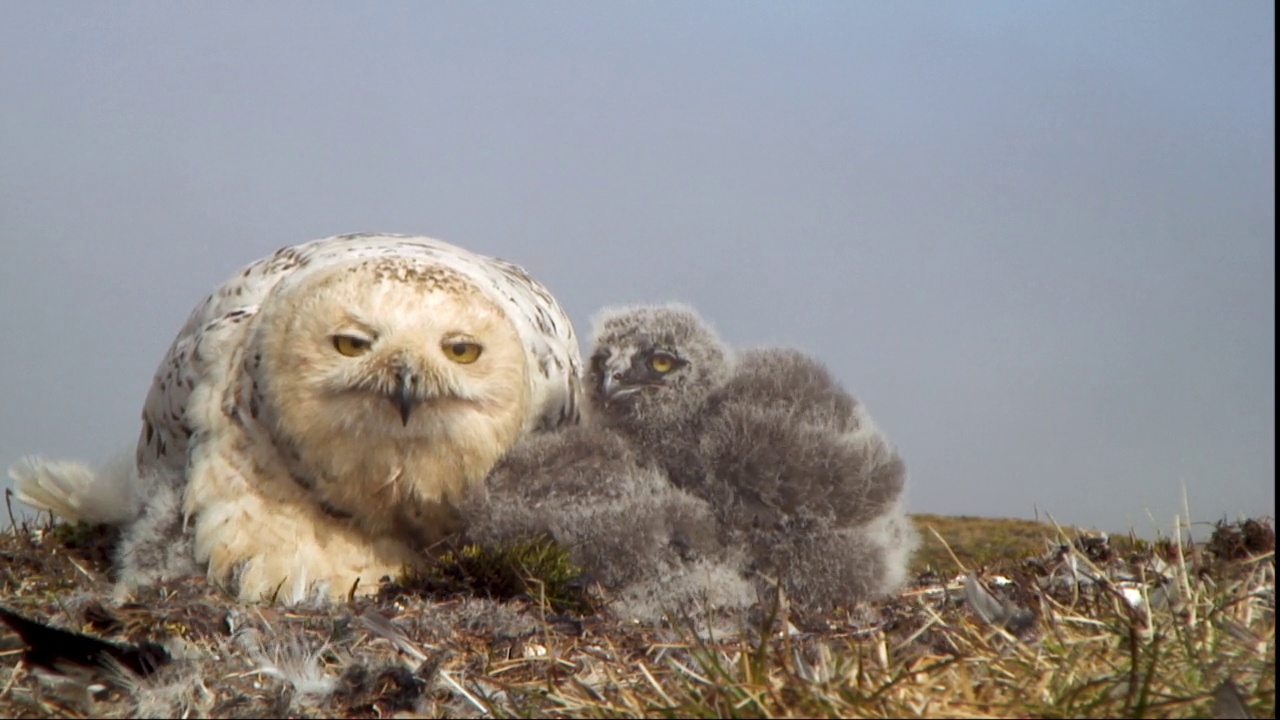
left=649, top=354, right=676, bottom=373
left=444, top=341, right=483, bottom=364
left=333, top=335, right=372, bottom=357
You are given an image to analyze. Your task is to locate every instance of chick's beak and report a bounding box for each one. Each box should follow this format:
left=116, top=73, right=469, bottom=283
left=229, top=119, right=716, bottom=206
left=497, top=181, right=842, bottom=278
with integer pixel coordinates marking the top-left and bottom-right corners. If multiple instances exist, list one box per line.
left=601, top=372, right=619, bottom=400
left=601, top=368, right=646, bottom=404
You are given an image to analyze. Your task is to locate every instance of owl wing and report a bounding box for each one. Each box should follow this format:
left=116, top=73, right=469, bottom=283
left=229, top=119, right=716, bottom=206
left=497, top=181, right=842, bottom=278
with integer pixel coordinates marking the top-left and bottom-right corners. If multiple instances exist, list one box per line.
left=137, top=233, right=582, bottom=479
left=472, top=251, right=583, bottom=431
left=136, top=250, right=302, bottom=478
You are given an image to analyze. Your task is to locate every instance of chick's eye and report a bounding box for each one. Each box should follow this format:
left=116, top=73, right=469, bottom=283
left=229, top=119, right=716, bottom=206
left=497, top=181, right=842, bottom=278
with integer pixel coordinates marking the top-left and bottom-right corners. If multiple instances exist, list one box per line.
left=649, top=354, right=676, bottom=373
left=333, top=335, right=372, bottom=357
left=444, top=341, right=483, bottom=364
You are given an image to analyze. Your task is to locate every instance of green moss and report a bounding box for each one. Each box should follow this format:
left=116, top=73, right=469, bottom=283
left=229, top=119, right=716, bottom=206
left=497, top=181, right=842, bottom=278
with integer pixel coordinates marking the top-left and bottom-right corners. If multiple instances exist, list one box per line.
left=392, top=535, right=591, bottom=613
left=42, top=521, right=120, bottom=570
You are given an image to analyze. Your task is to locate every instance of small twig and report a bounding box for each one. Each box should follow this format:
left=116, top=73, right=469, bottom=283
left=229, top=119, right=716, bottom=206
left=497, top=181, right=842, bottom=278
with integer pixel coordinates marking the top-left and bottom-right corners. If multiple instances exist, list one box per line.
left=0, top=656, right=23, bottom=700
left=438, top=668, right=490, bottom=716
left=926, top=525, right=969, bottom=574
left=638, top=661, right=675, bottom=707
left=4, top=489, right=32, bottom=547
left=665, top=656, right=712, bottom=686
left=64, top=556, right=96, bottom=583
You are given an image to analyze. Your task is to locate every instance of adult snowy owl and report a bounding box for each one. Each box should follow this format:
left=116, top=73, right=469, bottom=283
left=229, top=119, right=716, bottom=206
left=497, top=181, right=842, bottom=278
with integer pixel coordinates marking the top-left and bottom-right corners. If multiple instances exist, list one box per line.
left=13, top=233, right=582, bottom=603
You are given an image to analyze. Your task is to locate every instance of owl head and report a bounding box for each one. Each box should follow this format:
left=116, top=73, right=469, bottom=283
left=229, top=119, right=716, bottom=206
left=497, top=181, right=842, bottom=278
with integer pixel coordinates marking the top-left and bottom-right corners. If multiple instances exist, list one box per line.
left=245, top=256, right=532, bottom=535
left=586, top=303, right=734, bottom=431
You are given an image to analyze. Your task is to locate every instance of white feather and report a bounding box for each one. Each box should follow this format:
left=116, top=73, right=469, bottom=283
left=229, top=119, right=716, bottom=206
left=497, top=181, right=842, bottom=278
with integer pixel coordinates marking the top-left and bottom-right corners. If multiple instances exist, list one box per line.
left=235, top=626, right=337, bottom=707
left=9, top=451, right=144, bottom=526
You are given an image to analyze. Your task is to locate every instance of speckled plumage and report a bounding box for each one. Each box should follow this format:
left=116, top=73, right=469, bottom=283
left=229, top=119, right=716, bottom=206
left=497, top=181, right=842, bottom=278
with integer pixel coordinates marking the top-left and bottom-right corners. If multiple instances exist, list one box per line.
left=13, top=233, right=582, bottom=603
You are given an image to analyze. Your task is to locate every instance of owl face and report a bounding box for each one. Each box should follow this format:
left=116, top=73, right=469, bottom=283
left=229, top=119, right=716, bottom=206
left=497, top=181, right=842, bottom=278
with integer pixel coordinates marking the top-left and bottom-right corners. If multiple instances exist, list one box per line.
left=587, top=304, right=733, bottom=427
left=252, top=258, right=530, bottom=446
left=590, top=340, right=689, bottom=405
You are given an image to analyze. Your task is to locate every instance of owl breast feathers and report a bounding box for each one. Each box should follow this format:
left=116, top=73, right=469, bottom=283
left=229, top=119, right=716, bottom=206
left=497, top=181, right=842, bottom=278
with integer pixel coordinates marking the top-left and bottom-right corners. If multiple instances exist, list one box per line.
left=14, top=233, right=583, bottom=604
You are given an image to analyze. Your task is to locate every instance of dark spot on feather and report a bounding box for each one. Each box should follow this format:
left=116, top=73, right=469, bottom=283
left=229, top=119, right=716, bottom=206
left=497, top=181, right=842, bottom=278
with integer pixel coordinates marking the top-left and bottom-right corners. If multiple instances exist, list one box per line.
left=319, top=502, right=353, bottom=521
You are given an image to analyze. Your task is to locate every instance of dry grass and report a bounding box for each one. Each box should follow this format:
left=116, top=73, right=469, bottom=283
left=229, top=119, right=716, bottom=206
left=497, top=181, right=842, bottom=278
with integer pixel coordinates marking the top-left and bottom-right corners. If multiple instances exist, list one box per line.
left=1, top=498, right=1273, bottom=719
left=909, top=514, right=1071, bottom=573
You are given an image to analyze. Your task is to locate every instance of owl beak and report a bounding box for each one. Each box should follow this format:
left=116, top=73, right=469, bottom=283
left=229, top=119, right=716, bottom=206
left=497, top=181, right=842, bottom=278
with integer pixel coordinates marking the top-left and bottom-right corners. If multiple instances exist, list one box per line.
left=601, top=372, right=642, bottom=404
left=601, top=372, right=628, bottom=402
left=392, top=372, right=418, bottom=425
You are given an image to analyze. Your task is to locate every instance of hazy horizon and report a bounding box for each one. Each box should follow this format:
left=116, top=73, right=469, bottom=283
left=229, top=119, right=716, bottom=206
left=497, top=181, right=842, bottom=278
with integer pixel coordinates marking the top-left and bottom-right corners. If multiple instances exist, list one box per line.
left=1, top=2, right=1274, bottom=539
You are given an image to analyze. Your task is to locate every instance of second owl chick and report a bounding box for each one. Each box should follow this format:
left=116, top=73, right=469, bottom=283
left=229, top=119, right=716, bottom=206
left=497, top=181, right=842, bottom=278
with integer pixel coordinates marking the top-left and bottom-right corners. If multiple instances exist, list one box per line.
left=459, top=425, right=756, bottom=622
left=586, top=302, right=916, bottom=613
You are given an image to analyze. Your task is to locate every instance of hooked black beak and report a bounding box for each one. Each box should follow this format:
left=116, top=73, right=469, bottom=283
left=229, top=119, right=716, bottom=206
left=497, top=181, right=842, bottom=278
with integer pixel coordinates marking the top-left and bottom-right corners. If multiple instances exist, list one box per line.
left=601, top=372, right=646, bottom=404
left=601, top=372, right=628, bottom=401
left=392, top=372, right=418, bottom=425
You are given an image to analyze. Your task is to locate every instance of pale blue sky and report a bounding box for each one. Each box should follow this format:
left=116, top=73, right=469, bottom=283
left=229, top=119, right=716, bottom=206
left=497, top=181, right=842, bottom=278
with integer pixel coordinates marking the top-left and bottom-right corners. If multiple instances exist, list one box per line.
left=1, top=1, right=1273, bottom=537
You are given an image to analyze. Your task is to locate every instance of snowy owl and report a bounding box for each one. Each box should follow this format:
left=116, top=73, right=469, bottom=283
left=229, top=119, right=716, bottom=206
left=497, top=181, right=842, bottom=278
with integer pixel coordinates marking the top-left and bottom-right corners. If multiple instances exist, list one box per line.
left=12, top=233, right=583, bottom=603
left=584, top=302, right=918, bottom=612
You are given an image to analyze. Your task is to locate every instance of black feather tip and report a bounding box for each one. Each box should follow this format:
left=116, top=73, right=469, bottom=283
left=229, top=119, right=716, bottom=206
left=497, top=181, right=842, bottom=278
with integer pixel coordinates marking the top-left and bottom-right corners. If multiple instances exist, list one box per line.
left=0, top=605, right=171, bottom=680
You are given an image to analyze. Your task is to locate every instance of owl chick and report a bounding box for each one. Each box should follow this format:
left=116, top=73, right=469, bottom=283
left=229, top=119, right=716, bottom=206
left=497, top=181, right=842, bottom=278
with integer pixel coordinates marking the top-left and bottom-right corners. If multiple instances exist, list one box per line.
left=585, top=302, right=916, bottom=613
left=460, top=425, right=757, bottom=622
left=12, top=233, right=582, bottom=603
left=586, top=302, right=735, bottom=492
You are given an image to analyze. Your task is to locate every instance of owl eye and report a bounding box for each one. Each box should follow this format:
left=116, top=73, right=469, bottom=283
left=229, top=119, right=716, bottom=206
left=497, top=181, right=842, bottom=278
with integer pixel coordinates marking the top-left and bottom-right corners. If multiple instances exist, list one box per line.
left=444, top=341, right=483, bottom=364
left=333, top=335, right=372, bottom=357
left=649, top=353, right=677, bottom=373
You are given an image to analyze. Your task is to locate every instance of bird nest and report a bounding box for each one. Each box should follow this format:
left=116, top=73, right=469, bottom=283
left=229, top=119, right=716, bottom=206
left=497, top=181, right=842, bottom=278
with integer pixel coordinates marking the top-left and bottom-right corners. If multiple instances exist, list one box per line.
left=1, top=501, right=1274, bottom=719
